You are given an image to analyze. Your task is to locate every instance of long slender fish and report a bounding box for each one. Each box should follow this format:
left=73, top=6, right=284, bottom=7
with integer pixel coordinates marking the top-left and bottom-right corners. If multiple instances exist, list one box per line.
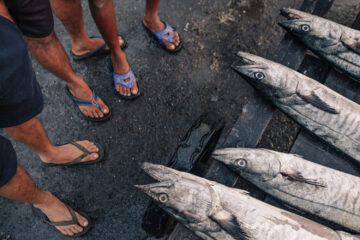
left=233, top=51, right=360, bottom=165
left=279, top=8, right=360, bottom=80
left=212, top=148, right=360, bottom=232
left=136, top=163, right=360, bottom=240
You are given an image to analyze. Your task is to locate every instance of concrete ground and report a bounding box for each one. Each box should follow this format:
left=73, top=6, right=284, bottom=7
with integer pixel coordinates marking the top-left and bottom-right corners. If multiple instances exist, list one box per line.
left=0, top=0, right=359, bottom=239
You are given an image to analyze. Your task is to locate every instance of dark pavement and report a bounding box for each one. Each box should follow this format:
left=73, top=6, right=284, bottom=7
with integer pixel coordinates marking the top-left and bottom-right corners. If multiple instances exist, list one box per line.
left=1, top=0, right=359, bottom=239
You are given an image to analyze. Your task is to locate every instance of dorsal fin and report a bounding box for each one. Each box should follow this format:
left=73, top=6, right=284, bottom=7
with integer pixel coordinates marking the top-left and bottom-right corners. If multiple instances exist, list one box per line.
left=280, top=169, right=326, bottom=188
left=297, top=88, right=340, bottom=114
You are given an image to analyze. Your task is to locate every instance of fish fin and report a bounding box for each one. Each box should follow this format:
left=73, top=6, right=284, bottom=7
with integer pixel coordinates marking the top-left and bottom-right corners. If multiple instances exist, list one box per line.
left=210, top=210, right=251, bottom=240
left=341, top=35, right=360, bottom=54
left=297, top=88, right=340, bottom=114
left=280, top=170, right=326, bottom=188
left=183, top=210, right=206, bottom=222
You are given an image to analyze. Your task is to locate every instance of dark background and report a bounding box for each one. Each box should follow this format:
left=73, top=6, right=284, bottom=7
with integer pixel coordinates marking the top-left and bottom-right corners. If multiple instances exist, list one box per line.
left=1, top=0, right=359, bottom=239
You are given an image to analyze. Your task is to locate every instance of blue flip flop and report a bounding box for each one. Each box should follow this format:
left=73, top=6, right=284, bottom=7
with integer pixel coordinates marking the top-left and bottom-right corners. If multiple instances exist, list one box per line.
left=65, top=87, right=111, bottom=121
left=70, top=35, right=127, bottom=60
left=143, top=21, right=183, bottom=53
left=112, top=69, right=142, bottom=100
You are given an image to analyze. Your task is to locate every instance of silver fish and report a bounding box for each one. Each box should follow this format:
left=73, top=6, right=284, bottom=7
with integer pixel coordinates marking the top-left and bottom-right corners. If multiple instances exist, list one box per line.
left=279, top=8, right=360, bottom=80
left=136, top=162, right=360, bottom=240
left=213, top=148, right=360, bottom=232
left=233, top=51, right=360, bottom=165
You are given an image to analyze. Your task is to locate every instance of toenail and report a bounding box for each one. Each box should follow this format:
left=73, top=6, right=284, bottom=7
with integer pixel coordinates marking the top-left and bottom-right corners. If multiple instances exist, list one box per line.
left=83, top=220, right=88, bottom=226
left=93, top=153, right=99, bottom=159
left=103, top=109, right=109, bottom=114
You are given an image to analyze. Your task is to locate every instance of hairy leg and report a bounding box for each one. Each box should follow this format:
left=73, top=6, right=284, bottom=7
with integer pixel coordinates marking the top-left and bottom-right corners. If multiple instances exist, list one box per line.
left=25, top=32, right=109, bottom=118
left=49, top=0, right=124, bottom=56
left=4, top=117, right=99, bottom=164
left=89, top=0, right=138, bottom=96
left=0, top=165, right=88, bottom=236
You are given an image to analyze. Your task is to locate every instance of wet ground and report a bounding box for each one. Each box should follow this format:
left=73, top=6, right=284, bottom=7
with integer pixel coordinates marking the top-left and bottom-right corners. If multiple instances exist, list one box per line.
left=1, top=0, right=359, bottom=239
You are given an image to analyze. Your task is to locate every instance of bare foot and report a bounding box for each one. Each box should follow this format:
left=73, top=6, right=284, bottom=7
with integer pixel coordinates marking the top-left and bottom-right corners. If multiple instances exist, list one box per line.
left=41, top=140, right=100, bottom=164
left=111, top=52, right=139, bottom=97
left=72, top=36, right=125, bottom=56
left=143, top=16, right=180, bottom=51
left=67, top=78, right=109, bottom=119
left=34, top=192, right=89, bottom=237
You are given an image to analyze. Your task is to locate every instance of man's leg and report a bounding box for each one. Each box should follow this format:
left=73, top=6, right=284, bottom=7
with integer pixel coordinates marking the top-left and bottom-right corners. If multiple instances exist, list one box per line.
left=4, top=117, right=99, bottom=164
left=25, top=33, right=109, bottom=119
left=0, top=165, right=88, bottom=236
left=89, top=0, right=138, bottom=97
left=49, top=0, right=124, bottom=56
left=143, top=0, right=180, bottom=50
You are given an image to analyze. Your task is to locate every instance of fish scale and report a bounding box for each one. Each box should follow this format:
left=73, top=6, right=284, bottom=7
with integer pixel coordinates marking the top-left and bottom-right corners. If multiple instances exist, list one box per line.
left=138, top=163, right=360, bottom=240
left=233, top=52, right=360, bottom=163
left=280, top=8, right=360, bottom=80
left=213, top=148, right=360, bottom=233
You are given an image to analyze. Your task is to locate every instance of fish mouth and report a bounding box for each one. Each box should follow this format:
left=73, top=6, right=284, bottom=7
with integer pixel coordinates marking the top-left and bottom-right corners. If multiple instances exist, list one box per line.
left=280, top=8, right=303, bottom=19
left=212, top=149, right=233, bottom=164
left=232, top=51, right=268, bottom=75
left=141, top=162, right=179, bottom=182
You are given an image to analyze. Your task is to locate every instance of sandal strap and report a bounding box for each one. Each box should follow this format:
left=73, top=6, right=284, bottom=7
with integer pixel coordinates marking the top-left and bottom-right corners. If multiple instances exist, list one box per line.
left=113, top=68, right=136, bottom=89
left=69, top=90, right=100, bottom=109
left=70, top=142, right=91, bottom=154
left=48, top=204, right=79, bottom=227
left=63, top=142, right=92, bottom=166
left=152, top=21, right=174, bottom=45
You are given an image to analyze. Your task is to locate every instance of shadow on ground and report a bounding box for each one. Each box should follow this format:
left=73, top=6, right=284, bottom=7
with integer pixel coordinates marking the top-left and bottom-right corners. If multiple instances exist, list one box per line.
left=1, top=0, right=359, bottom=239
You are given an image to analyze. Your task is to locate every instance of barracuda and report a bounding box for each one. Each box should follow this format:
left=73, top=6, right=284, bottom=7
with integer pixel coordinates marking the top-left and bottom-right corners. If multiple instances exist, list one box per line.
left=233, top=51, right=360, bottom=165
left=213, top=148, right=360, bottom=233
left=136, top=163, right=360, bottom=240
left=279, top=8, right=360, bottom=80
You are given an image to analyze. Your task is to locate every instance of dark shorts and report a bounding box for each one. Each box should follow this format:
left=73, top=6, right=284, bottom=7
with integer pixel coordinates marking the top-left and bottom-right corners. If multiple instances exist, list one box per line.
left=0, top=16, right=44, bottom=128
left=4, top=0, right=54, bottom=38
left=0, top=136, right=17, bottom=188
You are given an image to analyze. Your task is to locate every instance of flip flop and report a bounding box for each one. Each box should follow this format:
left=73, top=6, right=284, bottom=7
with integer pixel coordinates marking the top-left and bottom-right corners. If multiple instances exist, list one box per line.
left=108, top=60, right=142, bottom=100
left=65, top=87, right=111, bottom=122
left=42, top=141, right=105, bottom=167
left=32, top=203, right=92, bottom=238
left=70, top=35, right=128, bottom=60
left=143, top=21, right=183, bottom=53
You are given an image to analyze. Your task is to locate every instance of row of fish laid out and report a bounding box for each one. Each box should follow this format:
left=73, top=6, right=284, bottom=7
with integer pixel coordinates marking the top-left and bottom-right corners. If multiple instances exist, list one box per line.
left=136, top=162, right=360, bottom=240
left=233, top=51, right=360, bottom=165
left=280, top=8, right=360, bottom=80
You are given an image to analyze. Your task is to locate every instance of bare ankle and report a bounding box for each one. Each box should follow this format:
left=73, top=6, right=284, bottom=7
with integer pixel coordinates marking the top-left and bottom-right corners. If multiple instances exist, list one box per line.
left=39, top=146, right=60, bottom=163
left=33, top=191, right=54, bottom=208
left=143, top=14, right=159, bottom=24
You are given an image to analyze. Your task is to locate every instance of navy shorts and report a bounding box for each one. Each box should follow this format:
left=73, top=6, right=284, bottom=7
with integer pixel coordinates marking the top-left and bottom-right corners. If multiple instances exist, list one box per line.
left=0, top=136, right=17, bottom=188
left=4, top=0, right=54, bottom=38
left=0, top=16, right=44, bottom=128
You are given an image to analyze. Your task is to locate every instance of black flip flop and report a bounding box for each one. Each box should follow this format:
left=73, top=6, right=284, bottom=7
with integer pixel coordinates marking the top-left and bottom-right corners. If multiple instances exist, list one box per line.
left=70, top=35, right=128, bottom=60
left=108, top=59, right=142, bottom=100
left=142, top=21, right=183, bottom=54
left=32, top=203, right=92, bottom=238
left=42, top=141, right=105, bottom=167
left=65, top=86, right=111, bottom=122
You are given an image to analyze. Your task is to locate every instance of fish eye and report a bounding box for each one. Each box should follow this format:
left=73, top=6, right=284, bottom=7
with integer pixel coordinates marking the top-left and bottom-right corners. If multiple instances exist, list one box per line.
left=158, top=193, right=168, bottom=203
left=236, top=159, right=247, bottom=168
left=254, top=72, right=265, bottom=80
left=301, top=24, right=310, bottom=32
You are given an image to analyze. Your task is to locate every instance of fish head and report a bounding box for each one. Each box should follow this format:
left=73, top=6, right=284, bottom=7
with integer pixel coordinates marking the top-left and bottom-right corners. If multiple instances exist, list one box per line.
left=233, top=52, right=297, bottom=98
left=279, top=8, right=342, bottom=45
left=137, top=163, right=213, bottom=222
left=212, top=148, right=281, bottom=182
